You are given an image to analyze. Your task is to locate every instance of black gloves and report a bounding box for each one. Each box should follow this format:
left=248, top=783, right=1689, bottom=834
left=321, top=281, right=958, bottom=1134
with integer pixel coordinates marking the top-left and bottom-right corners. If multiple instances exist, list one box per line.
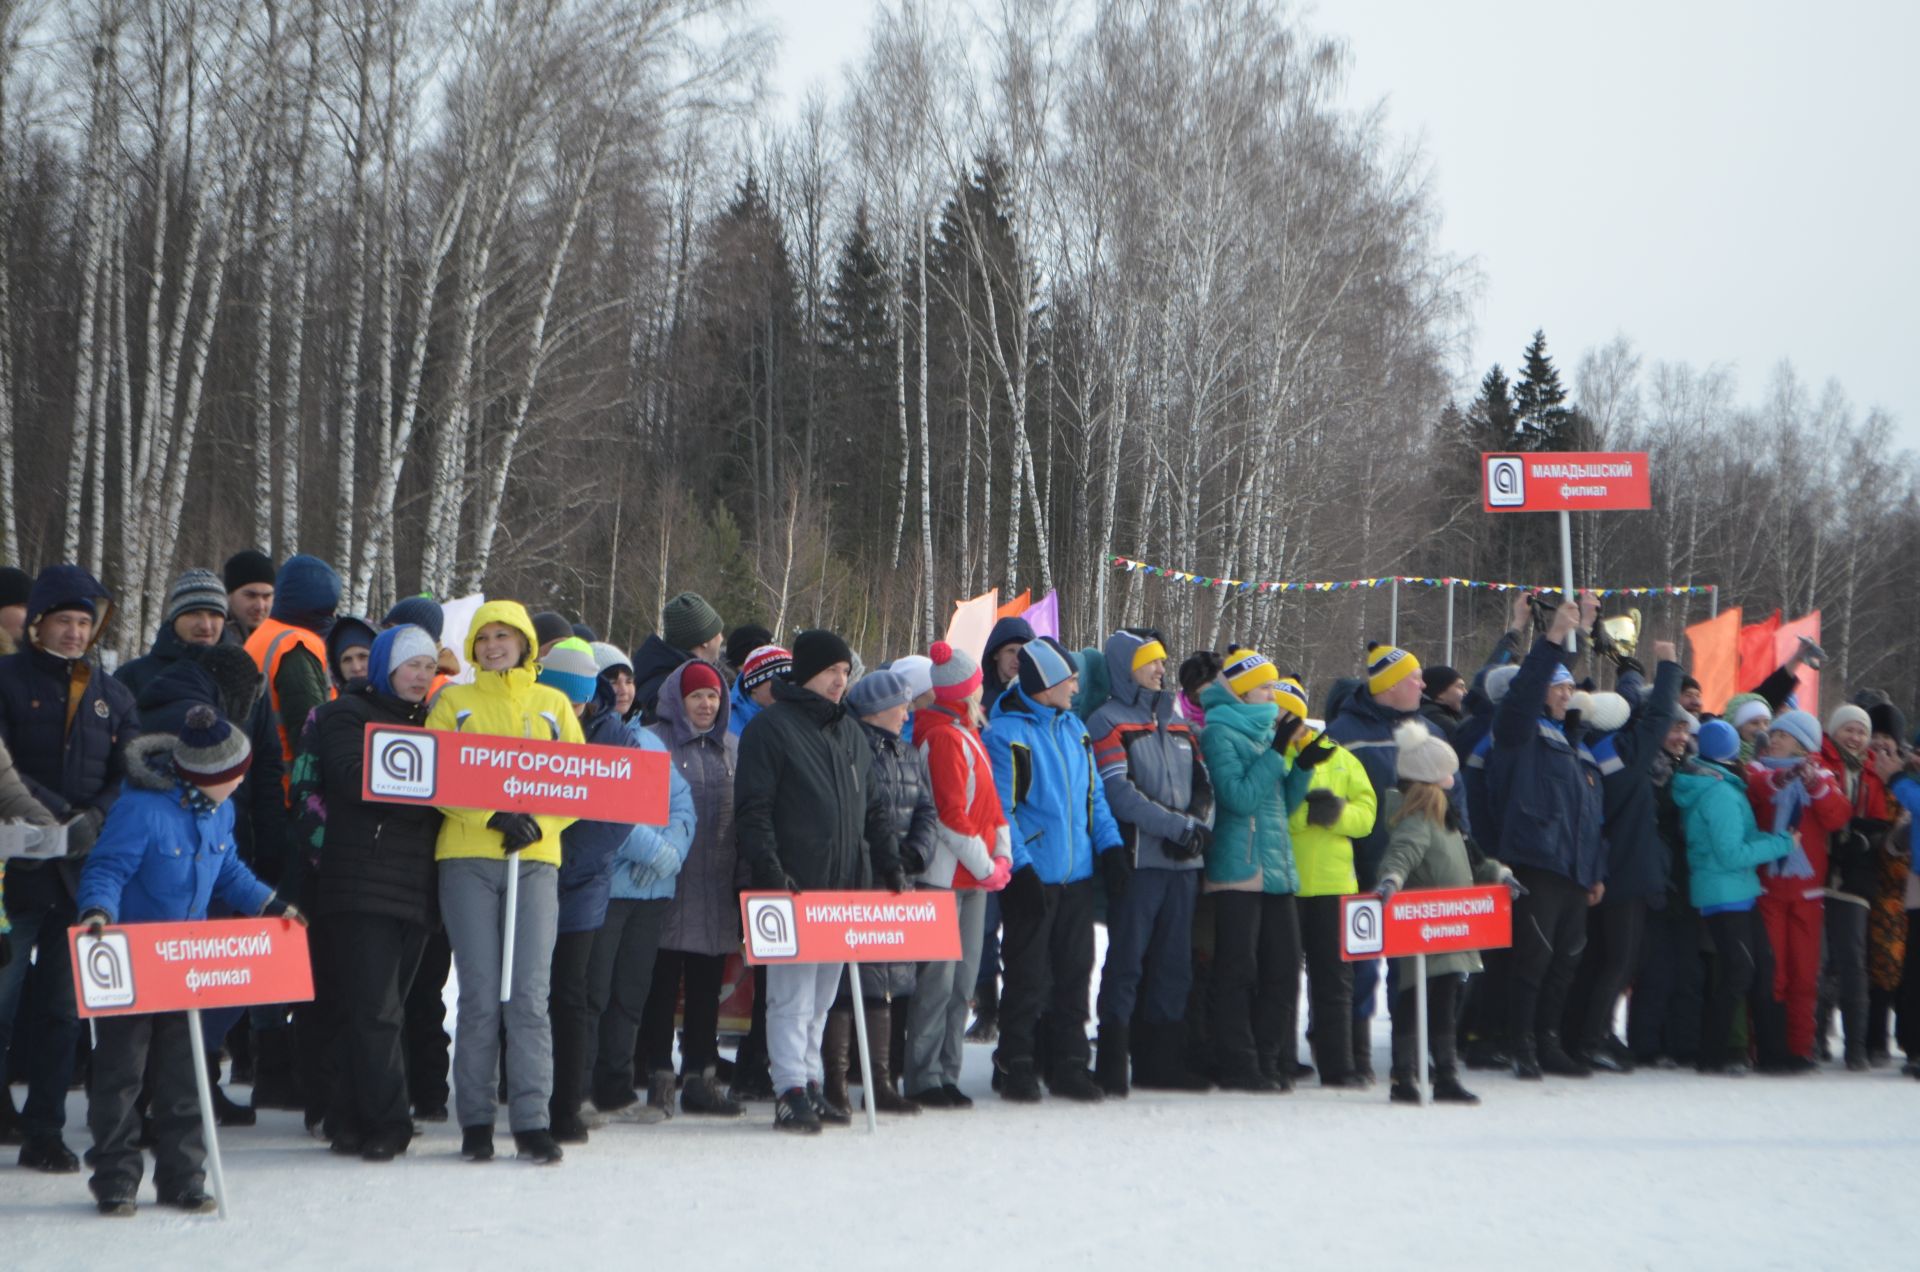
left=1101, top=846, right=1134, bottom=902
left=1302, top=789, right=1346, bottom=829
left=79, top=908, right=110, bottom=935
left=751, top=859, right=798, bottom=892
left=1272, top=713, right=1303, bottom=753
left=64, top=808, right=104, bottom=858
left=898, top=843, right=929, bottom=876
left=882, top=867, right=911, bottom=894
left=1003, top=863, right=1043, bottom=915
left=487, top=812, right=543, bottom=853
left=1293, top=735, right=1338, bottom=771
left=1166, top=822, right=1209, bottom=861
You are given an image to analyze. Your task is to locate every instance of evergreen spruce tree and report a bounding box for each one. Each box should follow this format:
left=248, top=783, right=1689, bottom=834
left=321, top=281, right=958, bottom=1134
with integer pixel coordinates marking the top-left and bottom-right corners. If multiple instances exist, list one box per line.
left=1513, top=329, right=1576, bottom=450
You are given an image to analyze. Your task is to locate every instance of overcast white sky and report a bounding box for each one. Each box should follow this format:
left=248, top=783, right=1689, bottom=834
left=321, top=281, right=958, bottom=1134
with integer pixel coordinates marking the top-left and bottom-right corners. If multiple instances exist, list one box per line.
left=769, top=1, right=1920, bottom=444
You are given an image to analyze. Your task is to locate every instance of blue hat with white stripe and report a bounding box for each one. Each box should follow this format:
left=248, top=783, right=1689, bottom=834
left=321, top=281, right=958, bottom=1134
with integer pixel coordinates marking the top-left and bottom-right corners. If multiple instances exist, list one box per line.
left=1018, top=636, right=1077, bottom=696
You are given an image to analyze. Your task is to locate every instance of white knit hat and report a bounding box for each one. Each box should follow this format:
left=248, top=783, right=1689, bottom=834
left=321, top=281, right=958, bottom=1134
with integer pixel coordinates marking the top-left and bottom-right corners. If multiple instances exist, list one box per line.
left=1393, top=721, right=1458, bottom=784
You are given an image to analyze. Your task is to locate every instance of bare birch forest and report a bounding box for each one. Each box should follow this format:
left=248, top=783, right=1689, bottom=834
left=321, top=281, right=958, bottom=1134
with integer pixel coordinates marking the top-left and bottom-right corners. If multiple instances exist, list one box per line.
left=1, top=0, right=1914, bottom=703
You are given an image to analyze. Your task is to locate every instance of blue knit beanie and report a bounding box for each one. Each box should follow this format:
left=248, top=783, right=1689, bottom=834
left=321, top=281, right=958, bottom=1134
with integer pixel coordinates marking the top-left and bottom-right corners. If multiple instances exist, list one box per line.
left=382, top=595, right=444, bottom=642
left=271, top=554, right=342, bottom=621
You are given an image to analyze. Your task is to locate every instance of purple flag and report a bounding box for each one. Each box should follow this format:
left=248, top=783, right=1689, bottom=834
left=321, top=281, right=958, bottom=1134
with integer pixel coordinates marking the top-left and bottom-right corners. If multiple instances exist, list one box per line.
left=1024, top=590, right=1060, bottom=640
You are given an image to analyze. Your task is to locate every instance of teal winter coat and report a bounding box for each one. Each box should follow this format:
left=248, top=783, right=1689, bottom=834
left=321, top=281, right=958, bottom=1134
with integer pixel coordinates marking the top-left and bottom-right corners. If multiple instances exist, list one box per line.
left=1670, top=759, right=1793, bottom=910
left=1197, top=683, right=1310, bottom=894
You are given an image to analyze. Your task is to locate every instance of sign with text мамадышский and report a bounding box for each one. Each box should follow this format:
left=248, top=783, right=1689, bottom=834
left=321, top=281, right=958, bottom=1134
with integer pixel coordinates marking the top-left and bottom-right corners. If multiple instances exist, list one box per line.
left=68, top=917, right=315, bottom=1017
left=1481, top=451, right=1651, bottom=513
left=359, top=724, right=670, bottom=824
left=739, top=890, right=964, bottom=965
left=1339, top=885, right=1513, bottom=961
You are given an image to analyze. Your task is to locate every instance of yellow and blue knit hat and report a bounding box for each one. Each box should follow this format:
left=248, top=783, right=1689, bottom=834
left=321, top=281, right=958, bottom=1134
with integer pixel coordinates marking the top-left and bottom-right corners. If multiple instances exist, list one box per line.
left=1224, top=648, right=1278, bottom=698
left=1366, top=643, right=1421, bottom=696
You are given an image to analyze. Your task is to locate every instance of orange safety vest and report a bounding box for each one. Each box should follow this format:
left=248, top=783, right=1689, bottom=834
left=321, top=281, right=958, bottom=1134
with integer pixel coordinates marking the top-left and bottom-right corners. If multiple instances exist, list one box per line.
left=244, top=617, right=338, bottom=800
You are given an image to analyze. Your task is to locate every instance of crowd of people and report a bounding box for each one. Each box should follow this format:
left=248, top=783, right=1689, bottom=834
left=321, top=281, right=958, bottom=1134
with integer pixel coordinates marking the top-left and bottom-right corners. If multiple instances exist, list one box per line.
left=0, top=554, right=1915, bottom=1217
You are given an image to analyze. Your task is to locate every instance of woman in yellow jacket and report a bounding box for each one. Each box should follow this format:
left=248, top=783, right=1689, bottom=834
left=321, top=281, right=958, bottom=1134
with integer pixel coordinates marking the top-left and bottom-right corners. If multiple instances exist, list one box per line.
left=427, top=601, right=583, bottom=1165
left=1282, top=678, right=1377, bottom=1088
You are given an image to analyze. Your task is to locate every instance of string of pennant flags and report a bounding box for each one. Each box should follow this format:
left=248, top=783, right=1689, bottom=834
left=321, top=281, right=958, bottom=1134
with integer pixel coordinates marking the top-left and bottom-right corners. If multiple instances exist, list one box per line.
left=1107, top=555, right=1717, bottom=600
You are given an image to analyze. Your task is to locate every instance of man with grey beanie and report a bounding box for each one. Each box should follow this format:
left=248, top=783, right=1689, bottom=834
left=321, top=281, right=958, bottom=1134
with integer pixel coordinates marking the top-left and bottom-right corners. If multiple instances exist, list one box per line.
left=114, top=569, right=230, bottom=699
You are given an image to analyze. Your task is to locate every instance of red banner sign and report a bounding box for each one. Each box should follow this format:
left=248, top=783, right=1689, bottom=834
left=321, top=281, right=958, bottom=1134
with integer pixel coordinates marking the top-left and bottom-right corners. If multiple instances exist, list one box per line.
left=739, top=890, right=963, bottom=965
left=360, top=723, right=669, bottom=824
left=1481, top=451, right=1651, bottom=513
left=67, top=917, right=315, bottom=1017
left=1339, top=885, right=1513, bottom=961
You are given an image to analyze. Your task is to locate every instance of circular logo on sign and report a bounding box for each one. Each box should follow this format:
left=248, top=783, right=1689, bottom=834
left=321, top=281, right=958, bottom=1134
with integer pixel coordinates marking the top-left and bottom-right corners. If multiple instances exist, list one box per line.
left=94, top=700, right=110, bottom=718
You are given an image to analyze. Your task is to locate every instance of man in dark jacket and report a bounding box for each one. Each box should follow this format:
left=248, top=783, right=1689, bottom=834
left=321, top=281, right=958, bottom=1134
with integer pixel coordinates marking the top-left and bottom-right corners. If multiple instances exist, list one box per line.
left=736, top=629, right=902, bottom=1134
left=113, top=569, right=229, bottom=698
left=1492, top=599, right=1607, bottom=1080
left=1419, top=666, right=1467, bottom=744
left=1562, top=644, right=1682, bottom=1072
left=630, top=591, right=726, bottom=724
left=304, top=624, right=444, bottom=1160
left=1085, top=629, right=1213, bottom=1095
left=222, top=550, right=276, bottom=644
left=0, top=565, right=138, bottom=1171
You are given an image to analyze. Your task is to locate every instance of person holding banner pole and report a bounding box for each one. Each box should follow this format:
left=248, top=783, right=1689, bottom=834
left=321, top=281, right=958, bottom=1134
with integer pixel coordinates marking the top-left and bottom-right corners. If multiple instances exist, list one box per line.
left=75, top=705, right=297, bottom=1215
left=736, top=630, right=904, bottom=1134
left=304, top=625, right=443, bottom=1161
left=1375, top=723, right=1522, bottom=1105
left=425, top=602, right=583, bottom=1165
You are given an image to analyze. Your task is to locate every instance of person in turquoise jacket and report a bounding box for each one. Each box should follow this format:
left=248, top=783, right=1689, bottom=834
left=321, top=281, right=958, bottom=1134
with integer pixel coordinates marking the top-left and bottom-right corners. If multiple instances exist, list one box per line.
left=983, top=637, right=1123, bottom=1103
left=1198, top=649, right=1316, bottom=1092
left=1670, top=719, right=1794, bottom=1074
left=76, top=706, right=293, bottom=1216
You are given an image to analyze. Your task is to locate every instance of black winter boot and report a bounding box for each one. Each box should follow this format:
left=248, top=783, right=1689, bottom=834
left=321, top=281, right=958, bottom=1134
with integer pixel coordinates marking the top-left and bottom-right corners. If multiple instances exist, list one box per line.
left=1389, top=1074, right=1421, bottom=1104
left=822, top=1011, right=853, bottom=1115
left=775, top=1087, right=822, bottom=1134
left=807, top=1081, right=851, bottom=1126
left=1048, top=1064, right=1106, bottom=1103
left=211, top=1080, right=256, bottom=1127
left=1094, top=1019, right=1131, bottom=1097
left=1512, top=1037, right=1543, bottom=1080
left=1134, top=1022, right=1212, bottom=1092
left=249, top=1027, right=303, bottom=1110
left=1350, top=1017, right=1376, bottom=1085
left=996, top=1056, right=1042, bottom=1102
left=680, top=1068, right=743, bottom=1117
left=0, top=1088, right=22, bottom=1145
left=966, top=979, right=999, bottom=1044
left=512, top=1129, right=564, bottom=1164
left=460, top=1126, right=495, bottom=1161
left=1538, top=1032, right=1592, bottom=1078
left=859, top=1003, right=920, bottom=1115
left=1432, top=1069, right=1480, bottom=1104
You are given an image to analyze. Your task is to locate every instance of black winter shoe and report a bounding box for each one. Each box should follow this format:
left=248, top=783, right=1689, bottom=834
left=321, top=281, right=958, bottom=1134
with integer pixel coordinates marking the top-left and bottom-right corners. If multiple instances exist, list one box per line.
left=460, top=1126, right=495, bottom=1162
left=807, top=1081, right=851, bottom=1126
left=0, top=1091, right=22, bottom=1145
left=1463, top=1038, right=1510, bottom=1070
left=1216, top=1067, right=1281, bottom=1094
left=18, top=1135, right=80, bottom=1173
left=997, top=1060, right=1043, bottom=1103
left=1389, top=1080, right=1421, bottom=1104
left=1538, top=1035, right=1591, bottom=1078
left=158, top=1188, right=217, bottom=1214
left=512, top=1129, right=564, bottom=1164
left=1432, top=1072, right=1480, bottom=1104
left=680, top=1069, right=743, bottom=1117
left=907, top=1085, right=955, bottom=1108
left=1760, top=1056, right=1818, bottom=1076
left=1351, top=1018, right=1375, bottom=1083
left=775, top=1088, right=822, bottom=1134
left=361, top=1132, right=409, bottom=1162
left=1581, top=1036, right=1634, bottom=1074
left=413, top=1103, right=449, bottom=1123
left=1512, top=1042, right=1543, bottom=1081
left=211, top=1084, right=256, bottom=1127
left=941, top=1083, right=974, bottom=1108
left=1095, top=1021, right=1130, bottom=1097
left=328, top=1130, right=367, bottom=1157
left=95, top=1194, right=137, bottom=1218
left=550, top=1115, right=591, bottom=1145
left=1047, top=1067, right=1106, bottom=1103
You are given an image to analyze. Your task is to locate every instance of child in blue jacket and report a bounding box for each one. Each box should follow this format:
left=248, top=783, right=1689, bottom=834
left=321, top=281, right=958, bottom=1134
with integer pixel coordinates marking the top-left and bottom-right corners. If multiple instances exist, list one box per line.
left=984, top=637, right=1124, bottom=1103
left=76, top=706, right=295, bottom=1216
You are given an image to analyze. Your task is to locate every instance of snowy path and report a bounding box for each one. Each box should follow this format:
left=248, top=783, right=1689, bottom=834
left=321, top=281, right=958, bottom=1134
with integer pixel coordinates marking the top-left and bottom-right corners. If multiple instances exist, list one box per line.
left=7, top=1049, right=1916, bottom=1271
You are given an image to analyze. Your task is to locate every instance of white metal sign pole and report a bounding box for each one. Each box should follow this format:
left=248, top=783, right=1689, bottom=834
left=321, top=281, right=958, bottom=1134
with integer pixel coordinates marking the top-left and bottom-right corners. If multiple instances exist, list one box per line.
left=845, top=964, right=879, bottom=1133
left=1558, top=511, right=1578, bottom=652
left=185, top=1007, right=230, bottom=1219
left=500, top=858, right=520, bottom=1003
left=1414, top=954, right=1429, bottom=1107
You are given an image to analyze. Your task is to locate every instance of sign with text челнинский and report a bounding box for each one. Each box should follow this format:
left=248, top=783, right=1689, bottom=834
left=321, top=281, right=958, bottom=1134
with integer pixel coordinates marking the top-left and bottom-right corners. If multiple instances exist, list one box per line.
left=1339, top=885, right=1514, bottom=961
left=68, top=917, right=315, bottom=1017
left=359, top=724, right=670, bottom=824
left=739, top=890, right=964, bottom=965
left=1482, top=451, right=1651, bottom=513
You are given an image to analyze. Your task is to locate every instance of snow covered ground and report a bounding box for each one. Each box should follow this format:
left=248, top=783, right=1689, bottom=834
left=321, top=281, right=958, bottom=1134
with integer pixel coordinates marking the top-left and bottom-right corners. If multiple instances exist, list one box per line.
left=7, top=1042, right=1917, bottom=1271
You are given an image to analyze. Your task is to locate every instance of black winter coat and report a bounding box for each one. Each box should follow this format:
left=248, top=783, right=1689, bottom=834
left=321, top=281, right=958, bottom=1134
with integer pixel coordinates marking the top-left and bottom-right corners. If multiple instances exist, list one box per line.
left=310, top=683, right=442, bottom=926
left=735, top=679, right=901, bottom=891
left=1592, top=660, right=1682, bottom=904
left=113, top=625, right=203, bottom=700
left=133, top=656, right=283, bottom=872
left=1489, top=637, right=1606, bottom=887
left=854, top=721, right=938, bottom=999
left=629, top=634, right=692, bottom=725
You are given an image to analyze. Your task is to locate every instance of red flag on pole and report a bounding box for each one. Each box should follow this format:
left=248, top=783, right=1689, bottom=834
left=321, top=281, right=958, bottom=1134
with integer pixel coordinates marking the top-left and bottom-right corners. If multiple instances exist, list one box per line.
left=1684, top=607, right=1741, bottom=716
left=1736, top=610, right=1781, bottom=693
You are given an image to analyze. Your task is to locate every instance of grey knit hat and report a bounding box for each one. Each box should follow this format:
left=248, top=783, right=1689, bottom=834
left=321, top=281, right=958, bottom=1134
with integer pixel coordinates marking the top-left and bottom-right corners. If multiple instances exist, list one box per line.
left=847, top=668, right=911, bottom=718
left=662, top=592, right=723, bottom=653
left=165, top=569, right=230, bottom=626
left=174, top=704, right=252, bottom=787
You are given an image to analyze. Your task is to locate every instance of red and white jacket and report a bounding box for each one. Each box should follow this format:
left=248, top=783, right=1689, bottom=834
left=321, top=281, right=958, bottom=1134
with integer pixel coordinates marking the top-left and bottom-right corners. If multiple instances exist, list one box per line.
left=912, top=701, right=1012, bottom=888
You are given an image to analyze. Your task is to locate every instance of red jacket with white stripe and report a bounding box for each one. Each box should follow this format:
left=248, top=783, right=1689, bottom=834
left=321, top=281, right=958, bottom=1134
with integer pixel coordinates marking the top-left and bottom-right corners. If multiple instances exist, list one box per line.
left=912, top=701, right=1010, bottom=888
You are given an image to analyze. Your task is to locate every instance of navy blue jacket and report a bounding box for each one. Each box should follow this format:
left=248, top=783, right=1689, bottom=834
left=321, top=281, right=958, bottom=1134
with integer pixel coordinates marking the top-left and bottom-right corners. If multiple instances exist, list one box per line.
left=1326, top=685, right=1454, bottom=888
left=629, top=634, right=692, bottom=725
left=1591, top=660, right=1682, bottom=904
left=1490, top=637, right=1606, bottom=887
left=556, top=697, right=634, bottom=934
left=135, top=656, right=284, bottom=874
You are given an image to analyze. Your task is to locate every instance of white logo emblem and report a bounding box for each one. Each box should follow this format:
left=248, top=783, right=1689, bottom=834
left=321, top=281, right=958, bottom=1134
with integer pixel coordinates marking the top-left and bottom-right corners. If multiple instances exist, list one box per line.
left=78, top=932, right=136, bottom=1010
left=745, top=896, right=799, bottom=960
left=1485, top=455, right=1526, bottom=508
left=368, top=730, right=437, bottom=800
left=1345, top=897, right=1384, bottom=956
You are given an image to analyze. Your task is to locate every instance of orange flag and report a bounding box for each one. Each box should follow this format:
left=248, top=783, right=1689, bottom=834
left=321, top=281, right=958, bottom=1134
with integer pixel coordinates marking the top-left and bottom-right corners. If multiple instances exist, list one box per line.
left=1774, top=611, right=1821, bottom=713
left=996, top=590, right=1032, bottom=620
left=1736, top=610, right=1781, bottom=693
left=1683, top=607, right=1741, bottom=716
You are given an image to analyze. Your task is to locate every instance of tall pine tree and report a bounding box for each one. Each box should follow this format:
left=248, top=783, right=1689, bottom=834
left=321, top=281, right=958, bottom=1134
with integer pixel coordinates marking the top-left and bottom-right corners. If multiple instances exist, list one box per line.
left=1513, top=329, right=1576, bottom=451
